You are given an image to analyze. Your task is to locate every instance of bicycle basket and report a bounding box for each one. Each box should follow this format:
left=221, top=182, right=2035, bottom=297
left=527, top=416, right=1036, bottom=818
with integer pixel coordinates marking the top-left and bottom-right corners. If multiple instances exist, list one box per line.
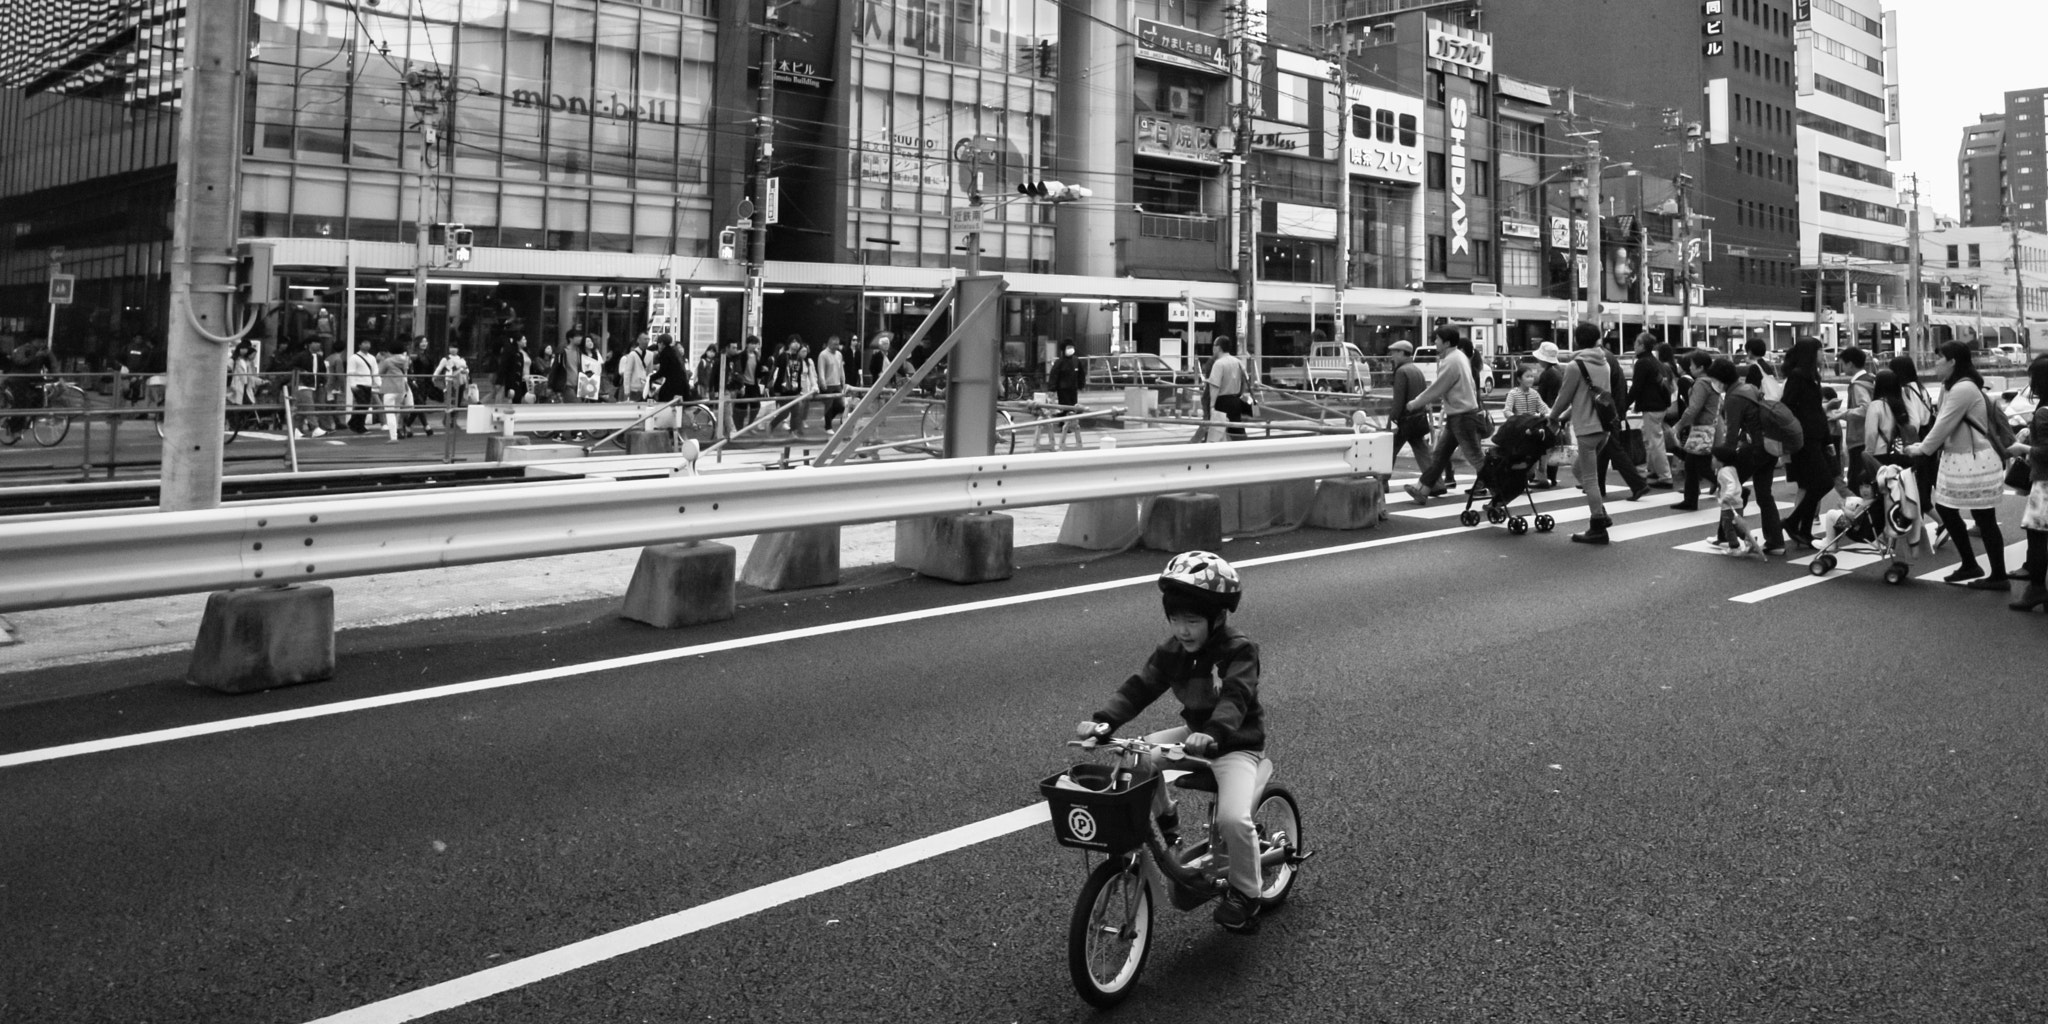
left=1039, top=766, right=1159, bottom=854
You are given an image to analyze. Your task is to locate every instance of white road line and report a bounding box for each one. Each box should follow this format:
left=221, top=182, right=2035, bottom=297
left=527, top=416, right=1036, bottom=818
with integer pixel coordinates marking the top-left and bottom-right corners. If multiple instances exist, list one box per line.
left=1393, top=487, right=1679, bottom=521
left=299, top=804, right=1051, bottom=1024
left=1916, top=540, right=2029, bottom=582
left=0, top=524, right=1470, bottom=771
left=1728, top=551, right=1884, bottom=603
left=1607, top=501, right=1794, bottom=544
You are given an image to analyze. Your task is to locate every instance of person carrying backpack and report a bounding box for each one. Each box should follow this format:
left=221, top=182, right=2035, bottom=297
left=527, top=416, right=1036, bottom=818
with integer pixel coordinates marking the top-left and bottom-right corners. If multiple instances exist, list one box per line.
left=1906, top=342, right=2012, bottom=589
left=1547, top=322, right=1634, bottom=545
left=1705, top=357, right=1788, bottom=556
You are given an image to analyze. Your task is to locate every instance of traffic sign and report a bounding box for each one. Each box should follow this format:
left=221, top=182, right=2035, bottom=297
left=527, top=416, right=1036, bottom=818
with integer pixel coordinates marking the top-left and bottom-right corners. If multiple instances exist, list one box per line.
left=952, top=205, right=984, bottom=225
left=48, top=274, right=75, bottom=305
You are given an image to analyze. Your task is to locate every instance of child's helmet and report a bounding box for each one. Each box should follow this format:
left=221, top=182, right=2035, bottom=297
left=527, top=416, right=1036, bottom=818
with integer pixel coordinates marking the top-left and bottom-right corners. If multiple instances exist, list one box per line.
left=1158, top=550, right=1242, bottom=617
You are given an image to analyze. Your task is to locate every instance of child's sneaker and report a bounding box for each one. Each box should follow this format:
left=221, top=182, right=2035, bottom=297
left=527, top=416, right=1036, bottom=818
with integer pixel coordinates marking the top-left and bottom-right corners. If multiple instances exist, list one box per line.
left=1213, top=887, right=1261, bottom=933
left=1155, top=810, right=1180, bottom=848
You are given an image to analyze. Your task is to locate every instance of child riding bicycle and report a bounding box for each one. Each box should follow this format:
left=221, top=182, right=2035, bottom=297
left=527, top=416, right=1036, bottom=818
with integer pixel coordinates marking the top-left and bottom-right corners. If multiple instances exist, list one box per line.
left=1074, top=550, right=1270, bottom=933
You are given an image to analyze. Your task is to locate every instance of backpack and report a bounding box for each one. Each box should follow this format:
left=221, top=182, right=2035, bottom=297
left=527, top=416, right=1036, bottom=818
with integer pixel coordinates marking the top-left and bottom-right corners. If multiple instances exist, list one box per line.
left=1578, top=364, right=1622, bottom=434
left=1967, top=390, right=2018, bottom=458
left=1756, top=396, right=1804, bottom=457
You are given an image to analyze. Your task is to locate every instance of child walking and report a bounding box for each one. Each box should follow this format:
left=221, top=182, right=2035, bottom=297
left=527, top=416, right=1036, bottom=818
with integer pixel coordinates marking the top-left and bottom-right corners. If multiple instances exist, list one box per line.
left=1502, top=364, right=1552, bottom=487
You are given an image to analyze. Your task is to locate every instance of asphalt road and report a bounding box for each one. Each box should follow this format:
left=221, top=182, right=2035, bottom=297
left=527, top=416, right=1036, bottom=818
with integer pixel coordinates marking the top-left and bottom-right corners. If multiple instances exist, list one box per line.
left=3, top=483, right=2047, bottom=1023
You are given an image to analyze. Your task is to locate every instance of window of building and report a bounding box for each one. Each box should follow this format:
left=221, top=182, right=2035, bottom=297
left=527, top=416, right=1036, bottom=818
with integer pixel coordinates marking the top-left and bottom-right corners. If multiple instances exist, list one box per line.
left=1472, top=159, right=1490, bottom=197
left=1501, top=246, right=1540, bottom=288
left=1132, top=170, right=1206, bottom=217
left=1350, top=179, right=1415, bottom=288
left=1969, top=243, right=1982, bottom=267
left=1427, top=151, right=1446, bottom=190
left=1427, top=233, right=1448, bottom=273
left=1946, top=244, right=1959, bottom=268
left=1473, top=238, right=1493, bottom=272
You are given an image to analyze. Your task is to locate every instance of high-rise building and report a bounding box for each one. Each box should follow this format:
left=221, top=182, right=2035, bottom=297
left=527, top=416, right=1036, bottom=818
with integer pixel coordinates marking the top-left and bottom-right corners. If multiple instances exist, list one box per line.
left=1793, top=0, right=1909, bottom=349
left=1957, top=90, right=2048, bottom=233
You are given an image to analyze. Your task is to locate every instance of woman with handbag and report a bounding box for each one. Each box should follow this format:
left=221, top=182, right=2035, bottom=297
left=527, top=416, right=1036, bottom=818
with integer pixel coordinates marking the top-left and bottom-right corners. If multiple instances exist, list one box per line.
left=1905, top=342, right=2009, bottom=589
left=1669, top=349, right=1722, bottom=512
left=2008, top=355, right=2048, bottom=611
left=1779, top=338, right=1838, bottom=549
left=1705, top=357, right=1787, bottom=556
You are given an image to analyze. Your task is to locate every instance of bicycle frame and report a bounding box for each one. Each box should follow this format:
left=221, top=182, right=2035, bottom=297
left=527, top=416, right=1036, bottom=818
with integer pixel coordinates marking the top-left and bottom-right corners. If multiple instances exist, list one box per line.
left=1067, top=737, right=1286, bottom=909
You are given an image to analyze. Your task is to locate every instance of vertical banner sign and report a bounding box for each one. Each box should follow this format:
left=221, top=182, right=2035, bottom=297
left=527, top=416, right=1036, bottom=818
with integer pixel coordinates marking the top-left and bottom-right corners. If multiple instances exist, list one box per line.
left=688, top=297, right=720, bottom=365
left=765, top=177, right=781, bottom=225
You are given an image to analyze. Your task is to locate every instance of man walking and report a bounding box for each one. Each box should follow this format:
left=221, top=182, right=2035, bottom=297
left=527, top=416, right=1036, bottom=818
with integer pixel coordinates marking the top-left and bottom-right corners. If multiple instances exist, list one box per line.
left=1385, top=340, right=1443, bottom=486
left=346, top=339, right=380, bottom=434
left=1205, top=334, right=1251, bottom=441
left=817, top=334, right=847, bottom=430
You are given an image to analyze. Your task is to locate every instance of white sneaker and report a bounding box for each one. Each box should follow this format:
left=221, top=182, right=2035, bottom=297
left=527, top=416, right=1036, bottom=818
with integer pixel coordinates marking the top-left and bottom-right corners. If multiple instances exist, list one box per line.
left=310, top=427, right=327, bottom=437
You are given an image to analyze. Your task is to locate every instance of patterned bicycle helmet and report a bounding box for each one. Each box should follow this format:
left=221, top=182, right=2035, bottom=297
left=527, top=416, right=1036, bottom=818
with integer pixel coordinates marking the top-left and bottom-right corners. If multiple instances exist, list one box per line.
left=1157, top=550, right=1242, bottom=616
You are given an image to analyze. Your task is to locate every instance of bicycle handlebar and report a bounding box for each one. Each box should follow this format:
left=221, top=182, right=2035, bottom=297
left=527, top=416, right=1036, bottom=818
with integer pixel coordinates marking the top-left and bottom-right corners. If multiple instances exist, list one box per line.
left=1065, top=735, right=1214, bottom=768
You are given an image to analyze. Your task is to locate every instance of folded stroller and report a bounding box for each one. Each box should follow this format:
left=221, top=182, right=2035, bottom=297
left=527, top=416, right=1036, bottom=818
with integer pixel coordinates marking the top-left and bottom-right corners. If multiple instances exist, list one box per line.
left=1458, top=413, right=1563, bottom=535
left=1809, top=461, right=1926, bottom=584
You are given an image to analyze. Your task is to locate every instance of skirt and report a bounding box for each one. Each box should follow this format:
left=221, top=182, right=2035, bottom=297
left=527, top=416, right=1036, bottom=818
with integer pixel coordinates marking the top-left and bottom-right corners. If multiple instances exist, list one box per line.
left=1935, top=446, right=2005, bottom=510
left=2023, top=478, right=2048, bottom=531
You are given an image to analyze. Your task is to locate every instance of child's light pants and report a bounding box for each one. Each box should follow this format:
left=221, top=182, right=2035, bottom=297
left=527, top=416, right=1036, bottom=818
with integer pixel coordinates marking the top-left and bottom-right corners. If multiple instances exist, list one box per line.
left=1140, top=725, right=1270, bottom=901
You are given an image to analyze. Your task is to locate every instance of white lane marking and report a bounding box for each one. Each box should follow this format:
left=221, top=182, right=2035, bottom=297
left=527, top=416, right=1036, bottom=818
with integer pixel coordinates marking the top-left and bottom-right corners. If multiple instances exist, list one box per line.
left=1394, top=488, right=1681, bottom=522
left=1728, top=551, right=1885, bottom=603
left=1916, top=540, right=2029, bottom=582
left=1606, top=501, right=1794, bottom=544
left=300, top=804, right=1051, bottom=1024
left=0, top=524, right=1472, bottom=770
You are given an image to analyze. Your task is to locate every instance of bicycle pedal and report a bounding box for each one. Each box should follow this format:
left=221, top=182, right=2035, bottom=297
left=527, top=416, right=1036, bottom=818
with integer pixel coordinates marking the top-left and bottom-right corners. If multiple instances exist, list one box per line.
left=1286, top=848, right=1317, bottom=865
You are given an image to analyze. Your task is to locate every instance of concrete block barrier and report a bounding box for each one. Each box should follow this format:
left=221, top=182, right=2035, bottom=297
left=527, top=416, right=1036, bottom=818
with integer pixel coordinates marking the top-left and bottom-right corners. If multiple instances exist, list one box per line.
left=1217, top=480, right=1316, bottom=536
left=895, top=513, right=1014, bottom=583
left=1057, top=497, right=1142, bottom=550
left=497, top=442, right=587, bottom=464
left=1142, top=492, right=1223, bottom=552
left=622, top=429, right=677, bottom=455
left=1306, top=474, right=1387, bottom=530
left=741, top=526, right=841, bottom=591
left=483, top=434, right=533, bottom=461
left=621, top=542, right=737, bottom=628
left=187, top=585, right=336, bottom=694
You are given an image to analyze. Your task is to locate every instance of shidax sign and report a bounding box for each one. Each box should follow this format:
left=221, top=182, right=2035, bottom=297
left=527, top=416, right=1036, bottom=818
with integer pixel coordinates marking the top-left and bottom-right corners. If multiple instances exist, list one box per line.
left=1448, top=95, right=1471, bottom=256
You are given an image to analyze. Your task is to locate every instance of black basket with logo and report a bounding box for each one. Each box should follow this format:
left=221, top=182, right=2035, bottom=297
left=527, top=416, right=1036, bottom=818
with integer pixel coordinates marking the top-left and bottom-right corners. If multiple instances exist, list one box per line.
left=1039, top=764, right=1160, bottom=854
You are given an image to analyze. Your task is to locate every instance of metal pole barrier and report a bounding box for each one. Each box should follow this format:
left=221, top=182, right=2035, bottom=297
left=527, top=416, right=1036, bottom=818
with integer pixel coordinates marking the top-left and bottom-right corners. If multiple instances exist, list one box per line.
left=282, top=387, right=301, bottom=473
left=78, top=391, right=93, bottom=481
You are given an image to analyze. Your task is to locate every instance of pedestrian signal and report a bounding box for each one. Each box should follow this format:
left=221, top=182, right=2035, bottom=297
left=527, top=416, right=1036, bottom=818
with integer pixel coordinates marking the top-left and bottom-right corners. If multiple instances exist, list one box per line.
left=717, top=228, right=739, bottom=261
left=448, top=225, right=474, bottom=265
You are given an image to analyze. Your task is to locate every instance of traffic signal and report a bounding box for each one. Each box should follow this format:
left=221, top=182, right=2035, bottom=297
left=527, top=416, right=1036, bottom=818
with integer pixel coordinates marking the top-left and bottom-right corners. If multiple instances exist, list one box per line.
left=717, top=228, right=739, bottom=261
left=1017, top=180, right=1094, bottom=202
left=237, top=242, right=274, bottom=307
left=448, top=224, right=473, bottom=265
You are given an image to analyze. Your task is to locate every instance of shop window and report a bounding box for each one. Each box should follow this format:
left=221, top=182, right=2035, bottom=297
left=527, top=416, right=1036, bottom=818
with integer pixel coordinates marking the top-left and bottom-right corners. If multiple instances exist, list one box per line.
left=1133, top=170, right=1206, bottom=217
left=1501, top=247, right=1540, bottom=288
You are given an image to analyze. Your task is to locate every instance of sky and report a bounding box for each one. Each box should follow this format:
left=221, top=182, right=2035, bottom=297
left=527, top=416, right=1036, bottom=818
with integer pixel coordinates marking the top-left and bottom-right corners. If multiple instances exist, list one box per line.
left=1885, top=0, right=2048, bottom=220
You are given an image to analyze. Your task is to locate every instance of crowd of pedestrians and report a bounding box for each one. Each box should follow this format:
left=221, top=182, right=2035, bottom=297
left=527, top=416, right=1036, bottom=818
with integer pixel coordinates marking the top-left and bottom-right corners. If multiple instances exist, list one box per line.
left=1397, top=324, right=2046, bottom=603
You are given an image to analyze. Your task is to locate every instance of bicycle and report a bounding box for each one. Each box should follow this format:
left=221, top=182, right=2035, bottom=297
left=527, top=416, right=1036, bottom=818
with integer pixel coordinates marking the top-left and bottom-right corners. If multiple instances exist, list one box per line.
left=4, top=378, right=90, bottom=447
left=915, top=404, right=1020, bottom=456
left=1041, top=732, right=1310, bottom=1008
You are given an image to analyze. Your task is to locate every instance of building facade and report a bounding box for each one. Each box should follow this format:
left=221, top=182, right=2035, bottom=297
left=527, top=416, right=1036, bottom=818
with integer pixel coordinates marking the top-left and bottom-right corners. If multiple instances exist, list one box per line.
left=1956, top=89, right=2048, bottom=234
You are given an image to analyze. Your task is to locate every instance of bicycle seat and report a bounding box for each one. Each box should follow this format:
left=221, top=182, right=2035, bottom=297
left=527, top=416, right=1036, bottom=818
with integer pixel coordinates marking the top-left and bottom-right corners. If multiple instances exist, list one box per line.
left=1170, top=768, right=1218, bottom=793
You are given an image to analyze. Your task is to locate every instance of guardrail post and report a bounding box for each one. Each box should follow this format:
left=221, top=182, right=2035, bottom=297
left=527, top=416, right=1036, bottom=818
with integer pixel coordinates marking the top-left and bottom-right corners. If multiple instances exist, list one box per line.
left=1305, top=474, right=1388, bottom=530
left=895, top=513, right=1012, bottom=583
left=740, top=526, right=840, bottom=590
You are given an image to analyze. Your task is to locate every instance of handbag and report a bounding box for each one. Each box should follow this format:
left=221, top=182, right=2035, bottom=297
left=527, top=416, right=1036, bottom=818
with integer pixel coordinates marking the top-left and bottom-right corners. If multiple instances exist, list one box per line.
left=2006, top=457, right=2033, bottom=492
left=1682, top=424, right=1716, bottom=455
left=1476, top=406, right=1497, bottom=440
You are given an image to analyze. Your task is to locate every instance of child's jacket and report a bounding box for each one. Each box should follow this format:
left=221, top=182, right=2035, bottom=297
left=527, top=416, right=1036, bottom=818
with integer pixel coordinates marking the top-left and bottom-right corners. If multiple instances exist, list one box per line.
left=1093, top=626, right=1266, bottom=754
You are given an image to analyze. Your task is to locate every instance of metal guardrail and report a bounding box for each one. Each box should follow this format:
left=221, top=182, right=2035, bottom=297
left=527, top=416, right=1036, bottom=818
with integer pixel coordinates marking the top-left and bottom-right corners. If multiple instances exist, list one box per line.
left=0, top=433, right=1388, bottom=613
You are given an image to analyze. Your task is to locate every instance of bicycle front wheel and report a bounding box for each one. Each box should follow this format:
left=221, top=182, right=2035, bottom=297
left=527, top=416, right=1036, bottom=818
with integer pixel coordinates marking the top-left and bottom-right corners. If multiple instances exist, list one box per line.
left=1252, top=785, right=1304, bottom=907
left=30, top=411, right=69, bottom=447
left=1067, top=857, right=1153, bottom=1009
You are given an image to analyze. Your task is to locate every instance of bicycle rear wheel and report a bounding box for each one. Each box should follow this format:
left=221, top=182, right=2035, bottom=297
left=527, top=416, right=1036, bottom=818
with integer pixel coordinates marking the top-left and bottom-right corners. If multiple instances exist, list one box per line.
left=1252, top=785, right=1303, bottom=906
left=1067, top=857, right=1152, bottom=1009
left=30, top=411, right=69, bottom=447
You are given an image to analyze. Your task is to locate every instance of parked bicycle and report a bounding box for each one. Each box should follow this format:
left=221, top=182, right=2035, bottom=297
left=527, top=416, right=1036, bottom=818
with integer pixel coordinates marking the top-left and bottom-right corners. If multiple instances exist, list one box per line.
left=1041, top=732, right=1310, bottom=1008
left=0, top=376, right=88, bottom=447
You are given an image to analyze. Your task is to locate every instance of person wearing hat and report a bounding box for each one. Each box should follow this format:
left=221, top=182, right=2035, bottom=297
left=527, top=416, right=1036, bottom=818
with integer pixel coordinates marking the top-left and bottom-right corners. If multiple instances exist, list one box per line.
left=1531, top=341, right=1565, bottom=485
left=1386, top=339, right=1454, bottom=490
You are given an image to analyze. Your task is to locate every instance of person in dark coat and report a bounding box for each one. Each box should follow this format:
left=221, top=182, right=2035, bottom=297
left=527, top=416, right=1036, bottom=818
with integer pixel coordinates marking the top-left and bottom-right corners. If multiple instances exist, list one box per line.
left=652, top=334, right=691, bottom=401
left=1778, top=336, right=1838, bottom=548
left=1048, top=341, right=1086, bottom=407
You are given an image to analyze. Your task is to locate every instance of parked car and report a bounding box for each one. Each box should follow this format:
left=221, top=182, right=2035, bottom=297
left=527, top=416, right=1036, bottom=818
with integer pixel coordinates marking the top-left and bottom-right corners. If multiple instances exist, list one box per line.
left=1995, top=343, right=2027, bottom=365
left=1081, top=353, right=1199, bottom=393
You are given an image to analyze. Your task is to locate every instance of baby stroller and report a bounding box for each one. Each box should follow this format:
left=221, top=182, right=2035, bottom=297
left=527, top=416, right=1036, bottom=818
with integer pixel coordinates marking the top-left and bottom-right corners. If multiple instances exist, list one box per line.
left=1808, top=461, right=1926, bottom=584
left=1457, top=413, right=1563, bottom=536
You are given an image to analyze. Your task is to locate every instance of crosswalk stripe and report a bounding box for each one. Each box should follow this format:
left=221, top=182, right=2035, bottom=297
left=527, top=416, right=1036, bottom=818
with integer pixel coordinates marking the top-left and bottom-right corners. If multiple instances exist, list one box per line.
left=1916, top=541, right=2029, bottom=583
left=1729, top=551, right=1885, bottom=603
left=1608, top=500, right=1794, bottom=544
left=1392, top=486, right=1678, bottom=521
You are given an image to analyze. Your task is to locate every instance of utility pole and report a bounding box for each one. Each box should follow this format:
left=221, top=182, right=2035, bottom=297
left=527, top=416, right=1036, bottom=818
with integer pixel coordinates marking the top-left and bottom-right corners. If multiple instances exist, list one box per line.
left=1331, top=24, right=1350, bottom=349
left=161, top=0, right=250, bottom=511
left=2007, top=184, right=2029, bottom=347
left=1906, top=172, right=1925, bottom=357
left=1564, top=90, right=1602, bottom=329
left=1231, top=3, right=1260, bottom=364
left=407, top=69, right=445, bottom=346
left=1677, top=172, right=1697, bottom=348
left=745, top=0, right=791, bottom=344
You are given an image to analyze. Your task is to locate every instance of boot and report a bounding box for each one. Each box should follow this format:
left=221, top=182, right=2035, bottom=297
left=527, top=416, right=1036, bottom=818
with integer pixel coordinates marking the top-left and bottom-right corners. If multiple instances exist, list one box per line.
left=2011, top=584, right=2048, bottom=612
left=1571, top=515, right=1612, bottom=545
